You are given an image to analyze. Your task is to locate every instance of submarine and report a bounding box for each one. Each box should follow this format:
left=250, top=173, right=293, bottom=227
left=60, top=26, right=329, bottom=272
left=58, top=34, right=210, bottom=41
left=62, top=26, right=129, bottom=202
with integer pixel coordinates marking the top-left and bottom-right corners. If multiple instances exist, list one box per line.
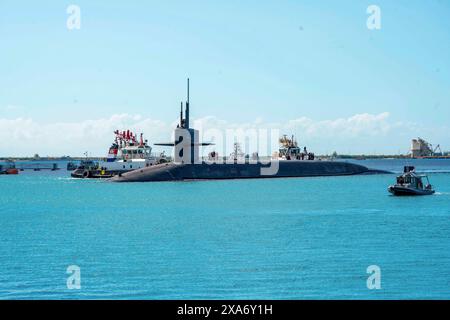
left=111, top=79, right=388, bottom=183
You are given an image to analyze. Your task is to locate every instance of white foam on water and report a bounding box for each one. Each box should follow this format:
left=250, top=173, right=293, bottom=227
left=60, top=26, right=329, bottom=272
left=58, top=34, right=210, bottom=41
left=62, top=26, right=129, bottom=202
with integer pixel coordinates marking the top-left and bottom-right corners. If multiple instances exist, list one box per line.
left=391, top=170, right=450, bottom=174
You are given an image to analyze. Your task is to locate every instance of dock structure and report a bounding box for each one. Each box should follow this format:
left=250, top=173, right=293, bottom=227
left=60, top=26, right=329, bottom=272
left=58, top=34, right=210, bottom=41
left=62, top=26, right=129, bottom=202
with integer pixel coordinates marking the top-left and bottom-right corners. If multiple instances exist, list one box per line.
left=410, top=138, right=449, bottom=158
left=15, top=163, right=60, bottom=171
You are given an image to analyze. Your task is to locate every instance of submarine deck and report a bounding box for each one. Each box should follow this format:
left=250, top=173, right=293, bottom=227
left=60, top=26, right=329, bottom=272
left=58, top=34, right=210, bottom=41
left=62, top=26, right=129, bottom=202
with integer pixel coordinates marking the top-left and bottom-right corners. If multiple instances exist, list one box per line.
left=111, top=160, right=389, bottom=182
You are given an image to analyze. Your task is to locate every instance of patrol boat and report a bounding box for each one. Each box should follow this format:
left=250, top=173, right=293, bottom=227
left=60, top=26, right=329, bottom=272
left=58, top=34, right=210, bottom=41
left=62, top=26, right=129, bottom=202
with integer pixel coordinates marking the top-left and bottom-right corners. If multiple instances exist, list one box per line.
left=388, top=166, right=435, bottom=196
left=71, top=130, right=167, bottom=178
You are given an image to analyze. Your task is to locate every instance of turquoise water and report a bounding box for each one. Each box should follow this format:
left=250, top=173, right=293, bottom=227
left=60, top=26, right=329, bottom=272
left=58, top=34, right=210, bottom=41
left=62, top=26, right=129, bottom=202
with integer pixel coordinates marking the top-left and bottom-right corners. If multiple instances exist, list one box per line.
left=1, top=160, right=450, bottom=299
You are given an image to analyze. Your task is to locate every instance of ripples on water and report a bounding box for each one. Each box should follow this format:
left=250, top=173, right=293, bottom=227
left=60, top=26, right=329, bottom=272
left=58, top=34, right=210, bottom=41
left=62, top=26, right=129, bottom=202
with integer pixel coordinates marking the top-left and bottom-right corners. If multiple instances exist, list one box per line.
left=0, top=159, right=449, bottom=299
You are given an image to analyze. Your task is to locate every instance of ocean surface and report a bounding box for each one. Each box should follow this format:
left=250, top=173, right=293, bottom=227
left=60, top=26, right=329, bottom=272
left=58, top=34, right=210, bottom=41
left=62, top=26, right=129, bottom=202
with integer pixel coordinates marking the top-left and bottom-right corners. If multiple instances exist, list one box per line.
left=0, top=159, right=449, bottom=299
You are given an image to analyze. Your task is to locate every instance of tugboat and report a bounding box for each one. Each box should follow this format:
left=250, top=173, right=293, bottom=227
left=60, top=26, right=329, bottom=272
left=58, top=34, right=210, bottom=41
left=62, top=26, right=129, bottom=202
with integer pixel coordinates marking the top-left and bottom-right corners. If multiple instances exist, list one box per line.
left=0, top=160, right=19, bottom=175
left=71, top=130, right=167, bottom=178
left=388, top=166, right=435, bottom=196
left=67, top=161, right=78, bottom=171
left=275, top=135, right=315, bottom=160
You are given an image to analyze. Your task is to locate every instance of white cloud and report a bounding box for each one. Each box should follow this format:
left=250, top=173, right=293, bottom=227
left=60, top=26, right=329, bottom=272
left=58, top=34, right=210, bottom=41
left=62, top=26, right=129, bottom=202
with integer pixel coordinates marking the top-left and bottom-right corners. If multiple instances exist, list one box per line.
left=0, top=114, right=173, bottom=157
left=194, top=112, right=449, bottom=155
left=0, top=112, right=448, bottom=157
left=285, top=112, right=391, bottom=138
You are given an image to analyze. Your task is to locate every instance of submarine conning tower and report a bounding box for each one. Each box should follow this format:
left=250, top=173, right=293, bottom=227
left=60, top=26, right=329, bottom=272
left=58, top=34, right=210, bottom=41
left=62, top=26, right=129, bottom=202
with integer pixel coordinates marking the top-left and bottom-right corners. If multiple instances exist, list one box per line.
left=154, top=78, right=211, bottom=164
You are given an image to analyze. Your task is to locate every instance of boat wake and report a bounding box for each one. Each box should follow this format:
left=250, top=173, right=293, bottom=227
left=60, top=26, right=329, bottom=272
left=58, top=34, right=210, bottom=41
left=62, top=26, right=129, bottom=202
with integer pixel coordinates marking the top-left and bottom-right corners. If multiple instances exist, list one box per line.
left=391, top=170, right=450, bottom=174
left=57, top=177, right=78, bottom=180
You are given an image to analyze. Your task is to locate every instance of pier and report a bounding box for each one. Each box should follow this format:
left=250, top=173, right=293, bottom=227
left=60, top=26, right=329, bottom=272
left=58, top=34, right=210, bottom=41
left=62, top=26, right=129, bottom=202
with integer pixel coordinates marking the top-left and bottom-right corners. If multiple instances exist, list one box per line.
left=15, top=163, right=60, bottom=171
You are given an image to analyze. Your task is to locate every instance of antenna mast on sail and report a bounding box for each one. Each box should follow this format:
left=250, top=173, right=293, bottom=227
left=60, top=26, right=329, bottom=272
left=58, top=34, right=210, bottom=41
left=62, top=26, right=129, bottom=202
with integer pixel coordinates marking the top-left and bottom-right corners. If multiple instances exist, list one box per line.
left=185, top=78, right=190, bottom=128
left=180, top=102, right=183, bottom=128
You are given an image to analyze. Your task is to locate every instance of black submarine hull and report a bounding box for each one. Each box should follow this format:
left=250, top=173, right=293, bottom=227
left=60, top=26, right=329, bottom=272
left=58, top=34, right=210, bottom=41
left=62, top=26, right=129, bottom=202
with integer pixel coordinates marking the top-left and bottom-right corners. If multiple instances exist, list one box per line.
left=111, top=160, right=388, bottom=182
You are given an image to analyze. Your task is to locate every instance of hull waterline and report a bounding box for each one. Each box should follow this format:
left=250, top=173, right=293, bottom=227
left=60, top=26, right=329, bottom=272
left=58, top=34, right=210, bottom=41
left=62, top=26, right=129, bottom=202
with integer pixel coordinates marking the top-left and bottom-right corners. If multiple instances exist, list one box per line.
left=388, top=186, right=435, bottom=196
left=111, top=160, right=390, bottom=183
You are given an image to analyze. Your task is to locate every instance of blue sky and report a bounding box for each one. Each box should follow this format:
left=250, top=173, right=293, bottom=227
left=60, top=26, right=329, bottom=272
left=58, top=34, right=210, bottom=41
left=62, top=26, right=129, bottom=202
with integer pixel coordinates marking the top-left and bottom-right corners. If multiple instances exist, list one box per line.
left=0, top=0, right=449, bottom=156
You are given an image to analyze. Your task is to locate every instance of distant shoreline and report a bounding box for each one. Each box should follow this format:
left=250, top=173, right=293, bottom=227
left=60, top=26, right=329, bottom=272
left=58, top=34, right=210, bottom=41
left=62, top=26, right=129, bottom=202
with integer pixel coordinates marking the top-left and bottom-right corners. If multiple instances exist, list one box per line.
left=3, top=155, right=449, bottom=161
left=0, top=157, right=105, bottom=161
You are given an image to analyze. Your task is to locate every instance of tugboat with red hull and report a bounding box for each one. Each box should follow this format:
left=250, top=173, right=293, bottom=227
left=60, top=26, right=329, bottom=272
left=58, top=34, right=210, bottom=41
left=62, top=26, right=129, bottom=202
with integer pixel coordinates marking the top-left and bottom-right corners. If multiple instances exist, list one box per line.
left=71, top=130, right=166, bottom=178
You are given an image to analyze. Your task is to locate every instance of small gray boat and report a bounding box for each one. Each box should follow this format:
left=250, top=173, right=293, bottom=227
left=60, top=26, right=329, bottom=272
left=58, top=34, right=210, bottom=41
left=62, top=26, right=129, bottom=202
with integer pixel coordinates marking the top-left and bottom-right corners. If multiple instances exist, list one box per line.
left=388, top=166, right=435, bottom=196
